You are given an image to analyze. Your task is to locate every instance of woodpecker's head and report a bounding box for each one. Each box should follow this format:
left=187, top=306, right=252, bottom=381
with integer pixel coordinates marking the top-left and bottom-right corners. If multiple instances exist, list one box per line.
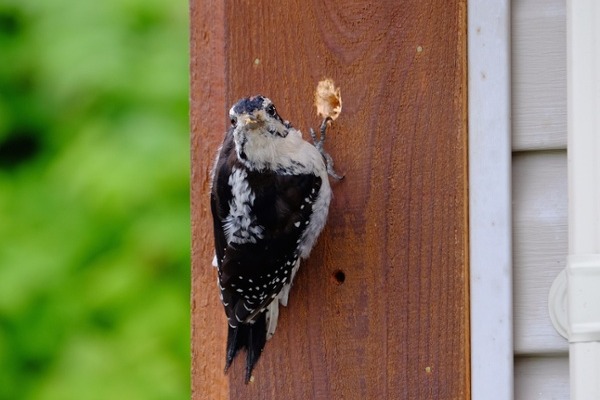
left=229, top=95, right=288, bottom=135
left=229, top=95, right=293, bottom=167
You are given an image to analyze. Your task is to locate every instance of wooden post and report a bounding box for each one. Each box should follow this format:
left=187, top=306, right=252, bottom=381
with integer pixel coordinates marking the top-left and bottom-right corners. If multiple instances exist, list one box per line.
left=191, top=1, right=469, bottom=398
left=190, top=0, right=228, bottom=398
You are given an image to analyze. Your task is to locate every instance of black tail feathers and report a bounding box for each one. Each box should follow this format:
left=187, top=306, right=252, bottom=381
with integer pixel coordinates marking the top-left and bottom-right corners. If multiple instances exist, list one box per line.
left=224, top=312, right=267, bottom=383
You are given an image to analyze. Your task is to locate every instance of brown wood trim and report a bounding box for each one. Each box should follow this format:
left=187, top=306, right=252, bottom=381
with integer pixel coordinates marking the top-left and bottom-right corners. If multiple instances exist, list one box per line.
left=191, top=1, right=469, bottom=398
left=190, top=0, right=228, bottom=398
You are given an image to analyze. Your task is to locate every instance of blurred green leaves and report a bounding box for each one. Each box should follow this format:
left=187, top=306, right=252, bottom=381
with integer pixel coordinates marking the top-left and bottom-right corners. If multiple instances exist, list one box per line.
left=0, top=0, right=189, bottom=399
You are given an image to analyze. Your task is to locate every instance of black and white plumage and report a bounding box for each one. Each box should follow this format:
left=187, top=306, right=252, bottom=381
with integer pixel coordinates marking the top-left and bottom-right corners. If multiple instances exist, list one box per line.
left=210, top=95, right=339, bottom=383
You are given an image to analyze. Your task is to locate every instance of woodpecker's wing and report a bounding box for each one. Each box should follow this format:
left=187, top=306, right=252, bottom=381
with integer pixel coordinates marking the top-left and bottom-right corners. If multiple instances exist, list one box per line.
left=211, top=138, right=322, bottom=328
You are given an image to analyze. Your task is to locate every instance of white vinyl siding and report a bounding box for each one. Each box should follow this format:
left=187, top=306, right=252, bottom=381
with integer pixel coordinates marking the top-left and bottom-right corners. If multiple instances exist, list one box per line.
left=515, top=357, right=570, bottom=399
left=513, top=151, right=567, bottom=355
left=512, top=0, right=568, bottom=397
left=512, top=0, right=566, bottom=151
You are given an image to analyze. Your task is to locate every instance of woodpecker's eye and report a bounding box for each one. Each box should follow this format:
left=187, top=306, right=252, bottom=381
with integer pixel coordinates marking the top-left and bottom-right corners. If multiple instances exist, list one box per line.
left=265, top=104, right=277, bottom=117
left=230, top=117, right=237, bottom=126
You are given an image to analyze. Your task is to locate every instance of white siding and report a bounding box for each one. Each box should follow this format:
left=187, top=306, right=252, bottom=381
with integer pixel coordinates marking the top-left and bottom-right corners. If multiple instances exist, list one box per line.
left=513, top=152, right=568, bottom=355
left=515, top=357, right=570, bottom=399
left=512, top=0, right=566, bottom=151
left=512, top=0, right=568, bottom=397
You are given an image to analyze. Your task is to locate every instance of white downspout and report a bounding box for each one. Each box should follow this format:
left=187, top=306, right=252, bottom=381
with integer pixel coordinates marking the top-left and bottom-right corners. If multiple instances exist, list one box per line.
left=566, top=0, right=600, bottom=398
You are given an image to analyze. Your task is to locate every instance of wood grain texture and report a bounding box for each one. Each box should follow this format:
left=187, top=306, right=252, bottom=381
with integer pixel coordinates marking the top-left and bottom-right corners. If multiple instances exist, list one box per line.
left=190, top=0, right=228, bottom=398
left=191, top=1, right=469, bottom=398
left=515, top=356, right=569, bottom=400
left=513, top=151, right=569, bottom=355
left=512, top=0, right=566, bottom=151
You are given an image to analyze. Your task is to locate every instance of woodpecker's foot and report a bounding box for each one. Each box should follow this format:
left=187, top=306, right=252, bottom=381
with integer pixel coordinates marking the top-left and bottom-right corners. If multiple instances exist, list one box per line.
left=310, top=117, right=344, bottom=180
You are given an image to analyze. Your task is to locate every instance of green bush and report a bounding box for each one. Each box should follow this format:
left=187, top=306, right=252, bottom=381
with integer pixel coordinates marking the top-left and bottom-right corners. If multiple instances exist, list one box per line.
left=0, top=0, right=189, bottom=399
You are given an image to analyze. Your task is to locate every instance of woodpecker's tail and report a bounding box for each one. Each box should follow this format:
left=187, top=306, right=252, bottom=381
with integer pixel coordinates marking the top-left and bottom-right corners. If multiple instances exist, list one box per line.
left=224, top=312, right=267, bottom=383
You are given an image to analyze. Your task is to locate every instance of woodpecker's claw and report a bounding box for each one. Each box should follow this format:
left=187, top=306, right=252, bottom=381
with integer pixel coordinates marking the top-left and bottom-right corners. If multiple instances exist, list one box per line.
left=310, top=117, right=344, bottom=180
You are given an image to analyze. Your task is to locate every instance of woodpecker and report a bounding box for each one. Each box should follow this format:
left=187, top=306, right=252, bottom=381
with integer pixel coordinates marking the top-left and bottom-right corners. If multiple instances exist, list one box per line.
left=210, top=95, right=341, bottom=383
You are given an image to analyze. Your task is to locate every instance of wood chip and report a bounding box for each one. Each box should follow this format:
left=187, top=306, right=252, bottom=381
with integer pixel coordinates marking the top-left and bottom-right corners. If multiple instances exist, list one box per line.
left=314, top=79, right=342, bottom=121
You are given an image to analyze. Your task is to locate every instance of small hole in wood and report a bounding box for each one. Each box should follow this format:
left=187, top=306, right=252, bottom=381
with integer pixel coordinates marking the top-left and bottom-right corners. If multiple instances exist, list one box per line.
left=333, top=270, right=346, bottom=284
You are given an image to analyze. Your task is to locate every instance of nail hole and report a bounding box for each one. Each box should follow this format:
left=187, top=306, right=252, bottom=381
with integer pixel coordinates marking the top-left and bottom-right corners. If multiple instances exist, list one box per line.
left=333, top=270, right=345, bottom=284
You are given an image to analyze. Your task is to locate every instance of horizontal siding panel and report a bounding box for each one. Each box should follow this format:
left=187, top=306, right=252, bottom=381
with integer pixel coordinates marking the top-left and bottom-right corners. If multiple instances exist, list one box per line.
left=515, top=356, right=569, bottom=400
left=513, top=151, right=568, bottom=354
left=512, top=0, right=566, bottom=150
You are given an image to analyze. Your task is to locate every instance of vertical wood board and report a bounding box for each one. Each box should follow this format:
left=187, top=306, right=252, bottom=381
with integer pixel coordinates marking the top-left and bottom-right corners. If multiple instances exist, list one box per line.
left=190, top=0, right=228, bottom=398
left=191, top=1, right=469, bottom=398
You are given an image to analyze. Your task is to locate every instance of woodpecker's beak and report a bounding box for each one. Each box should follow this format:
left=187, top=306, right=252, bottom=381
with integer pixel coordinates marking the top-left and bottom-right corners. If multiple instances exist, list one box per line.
left=241, top=115, right=262, bottom=129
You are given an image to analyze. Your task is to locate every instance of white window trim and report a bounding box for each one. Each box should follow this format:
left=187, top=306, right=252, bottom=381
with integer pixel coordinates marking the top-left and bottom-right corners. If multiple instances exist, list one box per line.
left=468, top=1, right=514, bottom=399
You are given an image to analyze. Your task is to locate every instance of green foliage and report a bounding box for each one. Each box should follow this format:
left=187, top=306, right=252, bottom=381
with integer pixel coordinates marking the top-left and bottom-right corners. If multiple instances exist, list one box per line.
left=0, top=0, right=189, bottom=398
